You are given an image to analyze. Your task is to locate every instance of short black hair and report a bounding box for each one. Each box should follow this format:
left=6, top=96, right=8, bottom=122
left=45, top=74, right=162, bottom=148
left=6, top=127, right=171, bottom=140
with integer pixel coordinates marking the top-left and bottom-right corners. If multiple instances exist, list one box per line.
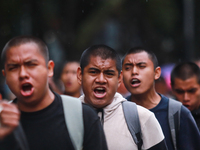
left=171, top=61, right=200, bottom=86
left=1, top=35, right=49, bottom=67
left=80, top=44, right=122, bottom=76
left=122, top=47, right=159, bottom=69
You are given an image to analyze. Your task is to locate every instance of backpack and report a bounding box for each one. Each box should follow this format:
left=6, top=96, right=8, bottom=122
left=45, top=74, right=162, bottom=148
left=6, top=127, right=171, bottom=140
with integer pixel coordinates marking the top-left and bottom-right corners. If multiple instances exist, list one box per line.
left=11, top=95, right=84, bottom=150
left=61, top=95, right=84, bottom=150
left=12, top=96, right=182, bottom=150
left=62, top=97, right=144, bottom=150
left=168, top=98, right=182, bottom=150
left=63, top=97, right=182, bottom=150
left=122, top=99, right=182, bottom=150
left=122, top=101, right=143, bottom=150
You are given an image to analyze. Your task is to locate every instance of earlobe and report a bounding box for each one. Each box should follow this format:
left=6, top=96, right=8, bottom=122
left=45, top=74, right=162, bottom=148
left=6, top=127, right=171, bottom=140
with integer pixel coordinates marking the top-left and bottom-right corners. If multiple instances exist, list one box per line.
left=154, top=67, right=161, bottom=80
left=77, top=67, right=82, bottom=85
left=48, top=60, right=55, bottom=77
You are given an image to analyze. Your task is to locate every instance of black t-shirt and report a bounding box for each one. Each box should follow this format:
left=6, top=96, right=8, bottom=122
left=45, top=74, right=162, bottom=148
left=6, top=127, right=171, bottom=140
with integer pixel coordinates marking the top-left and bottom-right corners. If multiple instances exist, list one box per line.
left=0, top=93, right=108, bottom=150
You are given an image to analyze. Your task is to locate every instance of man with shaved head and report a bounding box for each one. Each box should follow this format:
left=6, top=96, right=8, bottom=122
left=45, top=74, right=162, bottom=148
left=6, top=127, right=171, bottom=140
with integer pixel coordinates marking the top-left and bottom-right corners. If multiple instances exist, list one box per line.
left=122, top=47, right=200, bottom=150
left=78, top=44, right=167, bottom=150
left=171, top=61, right=200, bottom=130
left=0, top=35, right=107, bottom=150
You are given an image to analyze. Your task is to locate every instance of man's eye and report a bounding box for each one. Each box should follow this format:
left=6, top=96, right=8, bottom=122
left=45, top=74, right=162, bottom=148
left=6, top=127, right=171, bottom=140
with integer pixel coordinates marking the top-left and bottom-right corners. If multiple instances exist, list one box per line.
left=175, top=90, right=184, bottom=94
left=8, top=66, right=18, bottom=71
left=106, top=72, right=114, bottom=76
left=139, top=65, right=146, bottom=68
left=125, top=67, right=131, bottom=70
left=8, top=67, right=16, bottom=71
left=89, top=70, right=97, bottom=74
left=28, top=63, right=37, bottom=66
left=188, top=89, right=197, bottom=93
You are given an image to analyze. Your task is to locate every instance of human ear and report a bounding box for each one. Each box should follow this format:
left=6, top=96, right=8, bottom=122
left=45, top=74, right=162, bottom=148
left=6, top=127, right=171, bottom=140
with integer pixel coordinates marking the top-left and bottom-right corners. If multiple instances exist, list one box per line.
left=154, top=67, right=161, bottom=80
left=48, top=60, right=55, bottom=77
left=118, top=71, right=123, bottom=88
left=77, top=67, right=82, bottom=85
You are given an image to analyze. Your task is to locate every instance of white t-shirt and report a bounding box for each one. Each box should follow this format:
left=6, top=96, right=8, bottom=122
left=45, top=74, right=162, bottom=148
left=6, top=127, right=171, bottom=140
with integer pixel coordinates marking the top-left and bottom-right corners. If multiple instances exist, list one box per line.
left=79, top=92, right=165, bottom=150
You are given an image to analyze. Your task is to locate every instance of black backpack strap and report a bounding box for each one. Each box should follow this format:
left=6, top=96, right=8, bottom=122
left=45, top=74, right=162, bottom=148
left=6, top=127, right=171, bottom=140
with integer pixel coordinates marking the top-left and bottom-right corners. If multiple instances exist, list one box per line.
left=13, top=123, right=30, bottom=150
left=168, top=98, right=182, bottom=150
left=122, top=101, right=143, bottom=150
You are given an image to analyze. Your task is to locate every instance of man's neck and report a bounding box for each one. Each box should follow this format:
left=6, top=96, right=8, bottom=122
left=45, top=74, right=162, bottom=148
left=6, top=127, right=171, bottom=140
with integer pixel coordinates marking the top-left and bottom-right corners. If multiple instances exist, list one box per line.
left=130, top=90, right=161, bottom=109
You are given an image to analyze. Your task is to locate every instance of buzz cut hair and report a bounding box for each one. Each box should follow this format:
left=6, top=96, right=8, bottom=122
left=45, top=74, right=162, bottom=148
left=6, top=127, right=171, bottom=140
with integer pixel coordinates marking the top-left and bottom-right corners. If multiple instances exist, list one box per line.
left=171, top=61, right=200, bottom=86
left=80, top=44, right=122, bottom=76
left=122, top=46, right=159, bottom=69
left=1, top=35, right=49, bottom=67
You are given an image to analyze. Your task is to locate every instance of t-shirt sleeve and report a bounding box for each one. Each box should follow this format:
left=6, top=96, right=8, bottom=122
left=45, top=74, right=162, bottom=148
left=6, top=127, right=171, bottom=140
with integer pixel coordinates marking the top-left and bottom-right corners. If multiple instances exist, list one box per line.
left=178, top=105, right=200, bottom=150
left=137, top=106, right=167, bottom=150
left=82, top=104, right=108, bottom=150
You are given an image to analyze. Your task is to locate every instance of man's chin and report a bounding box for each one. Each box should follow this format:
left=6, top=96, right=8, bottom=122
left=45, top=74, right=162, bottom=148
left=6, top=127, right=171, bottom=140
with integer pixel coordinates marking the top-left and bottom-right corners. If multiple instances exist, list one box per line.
left=130, top=90, right=144, bottom=95
left=92, top=99, right=108, bottom=109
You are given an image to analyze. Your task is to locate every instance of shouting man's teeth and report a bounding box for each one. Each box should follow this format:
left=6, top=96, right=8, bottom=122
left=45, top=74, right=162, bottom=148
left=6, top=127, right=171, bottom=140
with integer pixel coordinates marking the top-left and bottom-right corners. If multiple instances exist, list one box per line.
left=22, top=83, right=32, bottom=93
left=95, top=88, right=105, bottom=95
left=131, top=79, right=140, bottom=84
left=21, top=83, right=34, bottom=96
left=94, top=87, right=106, bottom=98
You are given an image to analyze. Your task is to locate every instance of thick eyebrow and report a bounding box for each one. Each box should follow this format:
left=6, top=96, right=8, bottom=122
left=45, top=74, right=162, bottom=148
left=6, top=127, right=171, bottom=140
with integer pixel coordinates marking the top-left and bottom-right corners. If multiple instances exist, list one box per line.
left=6, top=59, right=38, bottom=67
left=7, top=63, right=19, bottom=68
left=88, top=67, right=115, bottom=74
left=24, top=59, right=38, bottom=63
left=137, top=62, right=147, bottom=65
left=24, top=59, right=39, bottom=64
left=104, top=69, right=115, bottom=74
left=88, top=67, right=100, bottom=72
left=88, top=67, right=100, bottom=71
left=124, top=63, right=133, bottom=66
left=124, top=62, right=147, bottom=66
left=187, top=88, right=198, bottom=92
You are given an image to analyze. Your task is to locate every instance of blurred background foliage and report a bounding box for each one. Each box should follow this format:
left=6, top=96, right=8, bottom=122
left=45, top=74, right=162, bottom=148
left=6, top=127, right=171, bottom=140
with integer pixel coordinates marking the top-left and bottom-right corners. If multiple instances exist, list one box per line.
left=0, top=0, right=199, bottom=98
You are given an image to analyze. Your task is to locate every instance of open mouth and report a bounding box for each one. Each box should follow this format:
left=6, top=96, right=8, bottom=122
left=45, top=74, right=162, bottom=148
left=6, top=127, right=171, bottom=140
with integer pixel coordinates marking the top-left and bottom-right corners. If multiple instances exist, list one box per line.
left=94, top=87, right=106, bottom=98
left=131, top=78, right=141, bottom=86
left=21, top=83, right=34, bottom=96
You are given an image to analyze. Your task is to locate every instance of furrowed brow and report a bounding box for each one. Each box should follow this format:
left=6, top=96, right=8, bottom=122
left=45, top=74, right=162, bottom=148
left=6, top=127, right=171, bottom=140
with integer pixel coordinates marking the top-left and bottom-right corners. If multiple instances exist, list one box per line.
left=7, top=63, right=19, bottom=68
left=137, top=62, right=146, bottom=65
left=88, top=67, right=99, bottom=71
left=124, top=63, right=133, bottom=66
left=24, top=59, right=38, bottom=63
left=104, top=69, right=115, bottom=73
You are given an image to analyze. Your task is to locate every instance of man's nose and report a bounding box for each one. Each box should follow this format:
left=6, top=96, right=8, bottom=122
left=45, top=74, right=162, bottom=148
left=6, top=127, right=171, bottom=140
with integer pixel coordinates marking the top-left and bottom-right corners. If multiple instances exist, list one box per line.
left=183, top=92, right=190, bottom=102
left=132, top=67, right=138, bottom=75
left=96, top=73, right=106, bottom=83
left=19, top=66, right=28, bottom=79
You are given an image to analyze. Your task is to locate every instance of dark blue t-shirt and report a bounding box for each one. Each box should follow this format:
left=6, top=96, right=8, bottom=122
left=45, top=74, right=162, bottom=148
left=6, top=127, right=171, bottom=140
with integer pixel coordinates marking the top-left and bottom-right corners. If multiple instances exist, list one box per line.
left=127, top=94, right=200, bottom=150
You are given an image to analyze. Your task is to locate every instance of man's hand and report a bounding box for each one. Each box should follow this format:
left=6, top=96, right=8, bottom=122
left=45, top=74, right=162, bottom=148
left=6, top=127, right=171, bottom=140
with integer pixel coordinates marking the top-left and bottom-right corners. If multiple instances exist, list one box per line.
left=0, top=101, right=20, bottom=140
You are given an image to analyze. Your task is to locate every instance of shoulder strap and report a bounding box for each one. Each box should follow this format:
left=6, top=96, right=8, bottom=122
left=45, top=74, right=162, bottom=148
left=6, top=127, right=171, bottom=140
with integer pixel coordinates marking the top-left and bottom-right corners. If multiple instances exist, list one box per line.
left=168, top=98, right=182, bottom=150
left=122, top=101, right=143, bottom=150
left=61, top=95, right=84, bottom=150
